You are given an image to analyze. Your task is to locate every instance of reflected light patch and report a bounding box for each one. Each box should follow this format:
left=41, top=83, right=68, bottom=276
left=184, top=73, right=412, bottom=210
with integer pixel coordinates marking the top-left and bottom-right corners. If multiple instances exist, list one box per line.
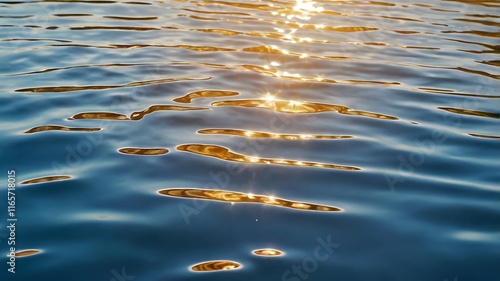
left=252, top=248, right=284, bottom=257
left=294, top=0, right=324, bottom=13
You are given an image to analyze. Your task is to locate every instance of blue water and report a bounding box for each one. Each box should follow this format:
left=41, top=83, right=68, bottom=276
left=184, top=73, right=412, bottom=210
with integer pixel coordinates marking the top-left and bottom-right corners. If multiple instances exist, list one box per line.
left=1, top=0, right=499, bottom=280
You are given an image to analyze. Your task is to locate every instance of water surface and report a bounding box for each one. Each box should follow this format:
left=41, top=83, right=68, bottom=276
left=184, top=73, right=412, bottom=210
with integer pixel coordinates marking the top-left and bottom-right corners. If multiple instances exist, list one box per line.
left=0, top=0, right=499, bottom=280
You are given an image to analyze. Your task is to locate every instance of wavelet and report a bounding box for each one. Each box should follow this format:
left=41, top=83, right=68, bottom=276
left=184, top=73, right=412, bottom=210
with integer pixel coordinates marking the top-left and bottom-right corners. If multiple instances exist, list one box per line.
left=24, top=125, right=102, bottom=134
left=177, top=144, right=360, bottom=171
left=21, top=176, right=71, bottom=185
left=159, top=188, right=343, bottom=212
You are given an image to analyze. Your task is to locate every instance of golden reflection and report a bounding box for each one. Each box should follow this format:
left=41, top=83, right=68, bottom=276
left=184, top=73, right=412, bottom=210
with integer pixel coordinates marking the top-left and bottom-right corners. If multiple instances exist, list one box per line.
left=15, top=250, right=41, bottom=258
left=68, top=112, right=129, bottom=120
left=176, top=144, right=360, bottom=171
left=21, top=176, right=71, bottom=185
left=118, top=148, right=169, bottom=155
left=158, top=188, right=342, bottom=212
left=252, top=249, right=284, bottom=257
left=211, top=99, right=398, bottom=120
left=24, top=125, right=102, bottom=134
left=294, top=0, right=324, bottom=13
left=264, top=93, right=276, bottom=102
left=173, top=90, right=239, bottom=103
left=130, top=105, right=209, bottom=120
left=190, top=260, right=242, bottom=272
left=197, top=128, right=353, bottom=140
left=240, top=64, right=399, bottom=86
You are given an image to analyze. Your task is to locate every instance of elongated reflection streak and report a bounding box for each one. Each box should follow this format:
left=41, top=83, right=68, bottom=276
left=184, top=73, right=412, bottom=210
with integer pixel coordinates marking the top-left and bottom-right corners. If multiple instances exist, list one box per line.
left=21, top=176, right=71, bottom=185
left=159, top=188, right=342, bottom=212
left=438, top=107, right=500, bottom=119
left=468, top=133, right=500, bottom=139
left=177, top=144, right=360, bottom=171
left=15, top=250, right=41, bottom=258
left=198, top=129, right=353, bottom=140
left=24, top=125, right=102, bottom=134
left=118, top=148, right=169, bottom=155
left=212, top=99, right=398, bottom=120
left=190, top=260, right=242, bottom=272
left=130, top=105, right=209, bottom=120
left=69, top=112, right=129, bottom=120
left=173, top=90, right=240, bottom=103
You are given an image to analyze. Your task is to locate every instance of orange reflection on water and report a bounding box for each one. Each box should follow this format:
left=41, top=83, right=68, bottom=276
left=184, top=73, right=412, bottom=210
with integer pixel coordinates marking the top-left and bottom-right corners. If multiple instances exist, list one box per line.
left=190, top=260, right=242, bottom=272
left=24, top=125, right=102, bottom=134
left=69, top=112, right=129, bottom=120
left=15, top=249, right=41, bottom=257
left=252, top=248, right=284, bottom=257
left=197, top=128, right=353, bottom=140
left=177, top=144, right=360, bottom=171
left=21, top=176, right=71, bottom=185
left=173, top=90, right=239, bottom=103
left=212, top=98, right=398, bottom=120
left=158, top=188, right=342, bottom=212
left=118, top=148, right=169, bottom=155
left=130, top=105, right=209, bottom=120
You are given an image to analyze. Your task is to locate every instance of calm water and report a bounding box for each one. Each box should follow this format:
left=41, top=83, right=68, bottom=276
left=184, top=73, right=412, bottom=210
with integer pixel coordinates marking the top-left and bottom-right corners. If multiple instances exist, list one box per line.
left=0, top=0, right=499, bottom=280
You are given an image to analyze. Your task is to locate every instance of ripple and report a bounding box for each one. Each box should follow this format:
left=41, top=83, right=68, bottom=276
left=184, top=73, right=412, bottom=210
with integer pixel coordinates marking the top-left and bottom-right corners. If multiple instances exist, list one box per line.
left=109, top=44, right=235, bottom=52
left=71, top=25, right=162, bottom=31
left=468, top=133, right=500, bottom=140
left=159, top=188, right=342, bottom=212
left=53, top=13, right=92, bottom=17
left=103, top=16, right=158, bottom=21
left=21, top=176, right=71, bottom=185
left=211, top=98, right=398, bottom=120
left=200, top=0, right=273, bottom=11
left=24, top=125, right=102, bottom=134
left=8, top=62, right=229, bottom=77
left=177, top=144, right=360, bottom=171
left=190, top=260, right=242, bottom=272
left=181, top=8, right=251, bottom=16
left=118, top=148, right=169, bottom=155
left=16, top=77, right=211, bottom=93
left=15, top=249, right=41, bottom=258
left=173, top=90, right=240, bottom=103
left=69, top=112, right=129, bottom=120
left=418, top=87, right=499, bottom=99
left=198, top=128, right=353, bottom=140
left=1, top=38, right=71, bottom=43
left=130, top=105, right=209, bottom=120
left=438, top=107, right=500, bottom=119
left=252, top=248, right=284, bottom=257
left=240, top=64, right=400, bottom=86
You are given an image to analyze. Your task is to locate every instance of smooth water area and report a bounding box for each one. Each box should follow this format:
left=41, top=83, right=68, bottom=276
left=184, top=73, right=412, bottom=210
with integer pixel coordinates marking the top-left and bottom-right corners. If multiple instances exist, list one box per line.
left=0, top=0, right=499, bottom=280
